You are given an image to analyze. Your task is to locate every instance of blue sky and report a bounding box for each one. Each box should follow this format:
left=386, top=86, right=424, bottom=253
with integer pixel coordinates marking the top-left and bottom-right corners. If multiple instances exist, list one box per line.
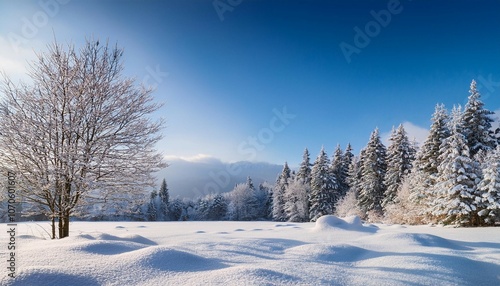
left=1, top=0, right=500, bottom=167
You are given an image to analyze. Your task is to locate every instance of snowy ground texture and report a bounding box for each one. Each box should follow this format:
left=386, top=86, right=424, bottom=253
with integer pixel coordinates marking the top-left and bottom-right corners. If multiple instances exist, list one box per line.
left=2, top=216, right=500, bottom=286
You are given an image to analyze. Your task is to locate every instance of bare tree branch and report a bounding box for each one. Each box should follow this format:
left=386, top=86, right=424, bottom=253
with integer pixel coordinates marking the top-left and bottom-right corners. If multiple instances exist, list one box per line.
left=0, top=39, right=166, bottom=238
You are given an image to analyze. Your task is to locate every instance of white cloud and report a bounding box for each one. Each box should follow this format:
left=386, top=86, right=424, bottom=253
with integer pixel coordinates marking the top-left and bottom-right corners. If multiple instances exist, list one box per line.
left=0, top=36, right=38, bottom=81
left=163, top=154, right=220, bottom=163
left=403, top=121, right=429, bottom=144
left=0, top=55, right=26, bottom=75
left=382, top=121, right=429, bottom=147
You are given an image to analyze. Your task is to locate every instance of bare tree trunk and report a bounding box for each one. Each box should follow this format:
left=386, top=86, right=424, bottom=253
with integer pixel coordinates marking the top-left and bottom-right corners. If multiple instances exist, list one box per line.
left=57, top=213, right=71, bottom=238
left=51, top=216, right=56, bottom=239
left=63, top=212, right=70, bottom=238
left=59, top=181, right=71, bottom=238
left=58, top=215, right=63, bottom=239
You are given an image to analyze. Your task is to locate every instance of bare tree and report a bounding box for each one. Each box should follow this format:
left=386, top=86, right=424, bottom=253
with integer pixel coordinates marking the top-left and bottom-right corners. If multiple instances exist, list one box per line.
left=0, top=39, right=165, bottom=238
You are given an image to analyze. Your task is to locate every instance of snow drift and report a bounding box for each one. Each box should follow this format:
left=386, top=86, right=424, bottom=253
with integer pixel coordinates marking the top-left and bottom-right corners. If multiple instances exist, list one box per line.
left=1, top=217, right=499, bottom=285
left=313, top=215, right=377, bottom=232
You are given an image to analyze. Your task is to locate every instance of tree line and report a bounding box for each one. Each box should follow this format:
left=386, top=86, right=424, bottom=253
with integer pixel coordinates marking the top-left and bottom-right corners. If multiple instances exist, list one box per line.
left=144, top=80, right=500, bottom=226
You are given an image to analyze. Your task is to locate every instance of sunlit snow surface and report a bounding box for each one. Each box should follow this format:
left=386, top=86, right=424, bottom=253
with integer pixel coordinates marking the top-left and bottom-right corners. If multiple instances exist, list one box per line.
left=2, top=216, right=499, bottom=285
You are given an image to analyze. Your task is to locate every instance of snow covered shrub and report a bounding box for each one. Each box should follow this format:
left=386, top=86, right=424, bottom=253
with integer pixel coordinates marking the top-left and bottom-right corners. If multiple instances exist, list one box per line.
left=384, top=178, right=426, bottom=225
left=366, top=210, right=384, bottom=223
left=334, top=189, right=363, bottom=218
left=284, top=178, right=310, bottom=222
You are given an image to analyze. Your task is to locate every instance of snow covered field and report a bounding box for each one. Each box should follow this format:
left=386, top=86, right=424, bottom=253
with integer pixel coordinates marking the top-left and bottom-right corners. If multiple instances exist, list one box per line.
left=2, top=216, right=499, bottom=286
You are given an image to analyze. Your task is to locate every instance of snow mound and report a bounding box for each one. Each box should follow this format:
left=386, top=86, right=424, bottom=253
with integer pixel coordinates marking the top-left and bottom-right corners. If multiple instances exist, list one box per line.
left=313, top=215, right=377, bottom=233
left=287, top=244, right=371, bottom=263
left=253, top=238, right=305, bottom=254
left=136, top=246, right=227, bottom=272
left=72, top=234, right=95, bottom=240
left=354, top=249, right=500, bottom=285
left=9, top=270, right=99, bottom=286
left=66, top=233, right=158, bottom=256
left=77, top=240, right=146, bottom=255
left=375, top=233, right=472, bottom=250
left=122, top=234, right=157, bottom=245
left=274, top=223, right=296, bottom=227
left=17, top=235, right=46, bottom=241
left=90, top=233, right=156, bottom=245
left=206, top=266, right=301, bottom=285
left=231, top=267, right=300, bottom=285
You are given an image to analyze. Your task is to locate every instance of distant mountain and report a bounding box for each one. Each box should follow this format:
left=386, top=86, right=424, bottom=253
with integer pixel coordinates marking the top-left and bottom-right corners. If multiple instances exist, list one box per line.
left=155, top=157, right=283, bottom=199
